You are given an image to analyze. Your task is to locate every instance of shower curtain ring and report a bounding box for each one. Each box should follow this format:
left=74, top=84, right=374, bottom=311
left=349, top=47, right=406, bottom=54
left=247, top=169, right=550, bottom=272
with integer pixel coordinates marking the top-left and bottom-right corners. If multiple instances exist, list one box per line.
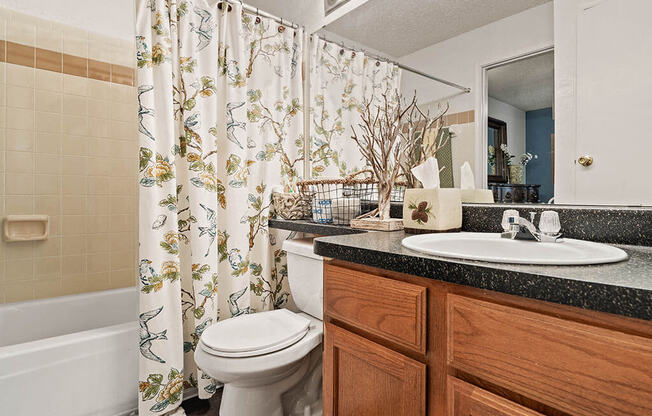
left=255, top=7, right=260, bottom=24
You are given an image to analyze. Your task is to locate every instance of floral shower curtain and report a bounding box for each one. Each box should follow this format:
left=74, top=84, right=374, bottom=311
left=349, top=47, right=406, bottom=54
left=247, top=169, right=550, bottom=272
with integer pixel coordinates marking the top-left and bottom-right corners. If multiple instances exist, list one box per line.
left=136, top=1, right=303, bottom=414
left=310, top=38, right=401, bottom=178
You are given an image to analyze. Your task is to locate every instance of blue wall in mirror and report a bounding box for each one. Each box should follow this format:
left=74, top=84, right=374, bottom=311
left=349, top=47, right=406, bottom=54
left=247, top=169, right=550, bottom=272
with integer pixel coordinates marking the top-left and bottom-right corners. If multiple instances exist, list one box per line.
left=525, top=107, right=554, bottom=203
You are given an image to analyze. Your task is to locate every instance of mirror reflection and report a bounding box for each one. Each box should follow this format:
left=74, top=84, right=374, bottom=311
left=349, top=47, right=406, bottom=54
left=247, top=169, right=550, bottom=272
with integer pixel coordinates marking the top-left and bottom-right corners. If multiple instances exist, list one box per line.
left=320, top=0, right=652, bottom=206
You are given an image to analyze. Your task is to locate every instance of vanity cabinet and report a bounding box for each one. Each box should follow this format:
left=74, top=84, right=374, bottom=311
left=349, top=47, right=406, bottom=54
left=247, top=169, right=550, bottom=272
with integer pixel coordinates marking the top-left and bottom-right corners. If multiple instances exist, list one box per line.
left=322, top=260, right=652, bottom=416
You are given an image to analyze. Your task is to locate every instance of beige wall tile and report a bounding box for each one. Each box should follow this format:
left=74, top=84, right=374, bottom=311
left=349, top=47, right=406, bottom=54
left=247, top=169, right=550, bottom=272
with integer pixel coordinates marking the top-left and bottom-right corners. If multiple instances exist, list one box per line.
left=7, top=19, right=36, bottom=46
left=62, top=235, right=86, bottom=256
left=35, top=132, right=61, bottom=154
left=63, top=26, right=87, bottom=58
left=34, top=174, right=60, bottom=195
left=6, top=63, right=35, bottom=87
left=4, top=195, right=34, bottom=214
left=34, top=256, right=61, bottom=277
left=87, top=176, right=110, bottom=195
left=63, top=94, right=87, bottom=115
left=6, top=107, right=34, bottom=130
left=86, top=272, right=111, bottom=291
left=62, top=114, right=88, bottom=135
left=62, top=174, right=86, bottom=194
left=2, top=241, right=34, bottom=260
left=62, top=215, right=85, bottom=235
left=33, top=236, right=61, bottom=258
left=36, top=22, right=63, bottom=52
left=88, top=157, right=111, bottom=176
left=6, top=129, right=34, bottom=152
left=63, top=74, right=87, bottom=96
left=86, top=234, right=109, bottom=253
left=62, top=135, right=87, bottom=156
left=6, top=151, right=33, bottom=173
left=88, top=99, right=109, bottom=119
left=34, top=279, right=63, bottom=299
left=34, top=195, right=60, bottom=216
left=62, top=195, right=85, bottom=215
left=34, top=153, right=60, bottom=174
left=87, top=215, right=109, bottom=233
left=5, top=258, right=34, bottom=282
left=36, top=111, right=61, bottom=133
left=88, top=79, right=110, bottom=100
left=109, top=83, right=134, bottom=103
left=5, top=172, right=34, bottom=195
left=89, top=118, right=110, bottom=138
left=35, top=90, right=62, bottom=113
left=110, top=269, right=136, bottom=288
left=4, top=282, right=35, bottom=302
left=6, top=85, right=34, bottom=109
left=48, top=215, right=61, bottom=236
left=61, top=274, right=88, bottom=295
left=61, top=156, right=87, bottom=175
left=36, top=69, right=63, bottom=92
left=87, top=196, right=110, bottom=215
left=86, top=253, right=110, bottom=273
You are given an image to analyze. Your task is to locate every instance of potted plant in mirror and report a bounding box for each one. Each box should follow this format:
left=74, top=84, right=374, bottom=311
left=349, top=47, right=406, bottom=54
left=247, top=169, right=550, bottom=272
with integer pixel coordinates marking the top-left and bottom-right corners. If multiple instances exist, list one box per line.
left=500, top=144, right=537, bottom=184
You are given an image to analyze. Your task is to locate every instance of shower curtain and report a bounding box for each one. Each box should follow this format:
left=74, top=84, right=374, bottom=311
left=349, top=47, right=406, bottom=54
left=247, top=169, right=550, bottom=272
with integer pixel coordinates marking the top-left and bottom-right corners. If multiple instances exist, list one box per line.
left=136, top=1, right=303, bottom=414
left=309, top=38, right=401, bottom=178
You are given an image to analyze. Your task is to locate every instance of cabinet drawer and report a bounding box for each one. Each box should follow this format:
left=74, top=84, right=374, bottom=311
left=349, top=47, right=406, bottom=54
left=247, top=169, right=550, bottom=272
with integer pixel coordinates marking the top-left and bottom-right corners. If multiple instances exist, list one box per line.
left=448, top=295, right=652, bottom=416
left=324, top=264, right=426, bottom=353
left=448, top=377, right=542, bottom=416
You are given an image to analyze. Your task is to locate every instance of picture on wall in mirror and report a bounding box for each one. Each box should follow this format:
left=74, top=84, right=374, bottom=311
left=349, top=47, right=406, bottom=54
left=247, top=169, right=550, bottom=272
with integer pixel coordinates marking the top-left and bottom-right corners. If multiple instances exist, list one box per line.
left=486, top=50, right=554, bottom=204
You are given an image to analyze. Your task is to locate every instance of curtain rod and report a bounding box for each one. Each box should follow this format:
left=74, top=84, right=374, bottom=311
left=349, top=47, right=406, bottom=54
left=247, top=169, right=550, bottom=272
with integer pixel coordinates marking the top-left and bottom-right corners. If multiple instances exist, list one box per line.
left=313, top=34, right=471, bottom=93
left=224, top=0, right=300, bottom=29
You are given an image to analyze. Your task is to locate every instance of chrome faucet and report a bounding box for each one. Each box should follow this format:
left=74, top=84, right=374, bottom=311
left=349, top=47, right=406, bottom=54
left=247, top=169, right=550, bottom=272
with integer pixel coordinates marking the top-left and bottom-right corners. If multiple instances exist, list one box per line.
left=501, top=210, right=562, bottom=243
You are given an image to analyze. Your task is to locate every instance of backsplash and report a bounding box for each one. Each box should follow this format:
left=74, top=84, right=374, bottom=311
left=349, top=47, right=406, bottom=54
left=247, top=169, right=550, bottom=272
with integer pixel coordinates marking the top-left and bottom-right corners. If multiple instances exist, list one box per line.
left=0, top=7, right=138, bottom=303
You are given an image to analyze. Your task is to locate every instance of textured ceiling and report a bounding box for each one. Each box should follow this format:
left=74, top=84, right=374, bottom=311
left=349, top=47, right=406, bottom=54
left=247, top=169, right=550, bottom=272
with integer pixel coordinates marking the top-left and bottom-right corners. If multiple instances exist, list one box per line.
left=325, top=0, right=550, bottom=57
left=488, top=51, right=554, bottom=112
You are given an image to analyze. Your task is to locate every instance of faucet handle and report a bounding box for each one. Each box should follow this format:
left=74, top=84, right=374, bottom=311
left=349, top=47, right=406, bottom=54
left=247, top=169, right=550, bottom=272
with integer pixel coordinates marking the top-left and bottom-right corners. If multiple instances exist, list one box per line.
left=529, top=212, right=537, bottom=224
left=539, top=210, right=561, bottom=234
left=501, top=209, right=519, bottom=231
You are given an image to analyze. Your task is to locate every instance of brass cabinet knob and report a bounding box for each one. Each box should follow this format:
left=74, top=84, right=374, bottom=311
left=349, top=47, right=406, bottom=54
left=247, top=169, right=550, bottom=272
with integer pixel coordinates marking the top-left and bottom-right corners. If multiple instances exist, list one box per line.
left=577, top=155, right=593, bottom=167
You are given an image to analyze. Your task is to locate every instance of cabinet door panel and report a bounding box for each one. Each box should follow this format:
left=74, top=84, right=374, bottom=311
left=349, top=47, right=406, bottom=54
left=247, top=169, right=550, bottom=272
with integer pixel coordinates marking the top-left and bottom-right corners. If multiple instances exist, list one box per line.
left=324, top=264, right=427, bottom=353
left=448, top=377, right=542, bottom=416
left=324, top=323, right=426, bottom=416
left=448, top=295, right=652, bottom=416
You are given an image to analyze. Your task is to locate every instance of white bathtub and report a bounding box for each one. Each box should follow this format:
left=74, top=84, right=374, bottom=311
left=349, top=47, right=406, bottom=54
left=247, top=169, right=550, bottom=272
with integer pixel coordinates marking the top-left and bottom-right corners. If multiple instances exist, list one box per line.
left=0, top=287, right=139, bottom=416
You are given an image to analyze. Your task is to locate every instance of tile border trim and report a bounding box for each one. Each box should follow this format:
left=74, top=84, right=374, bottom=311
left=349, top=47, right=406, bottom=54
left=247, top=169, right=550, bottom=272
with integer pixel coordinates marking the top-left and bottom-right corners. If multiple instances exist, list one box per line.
left=0, top=40, right=134, bottom=86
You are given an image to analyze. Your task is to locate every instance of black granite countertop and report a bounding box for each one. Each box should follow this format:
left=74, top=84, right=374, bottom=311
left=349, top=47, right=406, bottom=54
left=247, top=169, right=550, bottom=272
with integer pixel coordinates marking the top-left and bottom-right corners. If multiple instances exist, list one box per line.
left=314, top=231, right=652, bottom=321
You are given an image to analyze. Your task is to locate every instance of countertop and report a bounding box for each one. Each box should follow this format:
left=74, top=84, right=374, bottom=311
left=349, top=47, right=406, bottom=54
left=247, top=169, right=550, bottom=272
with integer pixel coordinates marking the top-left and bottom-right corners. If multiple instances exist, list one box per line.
left=314, top=231, right=652, bottom=321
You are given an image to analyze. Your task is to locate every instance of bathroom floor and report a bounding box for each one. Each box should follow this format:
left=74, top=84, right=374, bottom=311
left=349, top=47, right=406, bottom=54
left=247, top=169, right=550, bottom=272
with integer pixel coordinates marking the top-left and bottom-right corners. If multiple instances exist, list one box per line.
left=183, top=389, right=223, bottom=415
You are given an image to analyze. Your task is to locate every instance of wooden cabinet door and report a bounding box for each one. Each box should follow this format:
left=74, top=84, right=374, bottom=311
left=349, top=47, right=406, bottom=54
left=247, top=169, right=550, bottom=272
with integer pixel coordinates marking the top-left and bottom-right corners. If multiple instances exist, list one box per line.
left=323, top=323, right=426, bottom=416
left=448, top=377, right=543, bottom=416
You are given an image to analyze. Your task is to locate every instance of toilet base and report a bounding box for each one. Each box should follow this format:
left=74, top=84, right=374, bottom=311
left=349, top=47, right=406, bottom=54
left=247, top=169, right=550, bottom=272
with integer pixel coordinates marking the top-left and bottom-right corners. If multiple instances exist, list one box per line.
left=218, top=355, right=311, bottom=416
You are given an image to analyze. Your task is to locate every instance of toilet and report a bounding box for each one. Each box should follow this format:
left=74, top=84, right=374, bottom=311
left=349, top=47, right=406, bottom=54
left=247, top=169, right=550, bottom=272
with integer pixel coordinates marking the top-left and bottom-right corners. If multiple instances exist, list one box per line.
left=195, top=238, right=324, bottom=416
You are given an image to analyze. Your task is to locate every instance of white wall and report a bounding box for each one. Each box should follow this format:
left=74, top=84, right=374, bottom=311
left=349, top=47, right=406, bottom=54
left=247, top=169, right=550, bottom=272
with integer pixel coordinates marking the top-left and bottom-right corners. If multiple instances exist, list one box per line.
left=488, top=97, right=526, bottom=158
left=399, top=2, right=553, bottom=112
left=0, top=0, right=135, bottom=39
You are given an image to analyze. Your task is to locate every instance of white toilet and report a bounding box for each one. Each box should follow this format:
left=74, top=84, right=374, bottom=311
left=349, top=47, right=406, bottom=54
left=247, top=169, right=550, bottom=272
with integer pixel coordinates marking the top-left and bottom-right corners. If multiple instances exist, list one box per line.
left=195, top=238, right=324, bottom=416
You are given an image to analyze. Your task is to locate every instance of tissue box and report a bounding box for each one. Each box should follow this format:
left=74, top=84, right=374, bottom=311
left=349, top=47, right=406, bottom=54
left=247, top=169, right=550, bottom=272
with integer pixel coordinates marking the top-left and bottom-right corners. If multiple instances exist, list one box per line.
left=460, top=189, right=494, bottom=203
left=402, top=188, right=462, bottom=233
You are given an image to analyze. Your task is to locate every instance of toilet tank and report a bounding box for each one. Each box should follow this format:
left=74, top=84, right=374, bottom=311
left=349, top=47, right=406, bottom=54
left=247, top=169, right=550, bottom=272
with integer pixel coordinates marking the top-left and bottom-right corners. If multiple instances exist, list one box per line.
left=282, top=238, right=323, bottom=320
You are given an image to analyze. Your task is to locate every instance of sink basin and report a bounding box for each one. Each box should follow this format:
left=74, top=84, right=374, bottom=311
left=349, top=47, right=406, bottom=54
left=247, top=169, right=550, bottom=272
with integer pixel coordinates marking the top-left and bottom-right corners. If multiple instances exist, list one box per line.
left=401, top=232, right=628, bottom=265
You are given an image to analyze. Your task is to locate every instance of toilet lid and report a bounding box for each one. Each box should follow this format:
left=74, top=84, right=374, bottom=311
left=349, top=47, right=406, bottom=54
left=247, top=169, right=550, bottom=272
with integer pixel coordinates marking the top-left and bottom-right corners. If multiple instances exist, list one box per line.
left=200, top=309, right=311, bottom=358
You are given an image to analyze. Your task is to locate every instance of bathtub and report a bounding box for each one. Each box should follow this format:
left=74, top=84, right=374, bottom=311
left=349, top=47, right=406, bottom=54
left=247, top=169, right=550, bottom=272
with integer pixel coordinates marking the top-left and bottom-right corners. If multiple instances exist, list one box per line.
left=0, top=287, right=139, bottom=416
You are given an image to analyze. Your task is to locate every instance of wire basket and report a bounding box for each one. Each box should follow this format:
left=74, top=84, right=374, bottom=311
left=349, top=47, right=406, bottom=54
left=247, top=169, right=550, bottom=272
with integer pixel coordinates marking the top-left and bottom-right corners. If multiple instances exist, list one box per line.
left=297, top=171, right=406, bottom=225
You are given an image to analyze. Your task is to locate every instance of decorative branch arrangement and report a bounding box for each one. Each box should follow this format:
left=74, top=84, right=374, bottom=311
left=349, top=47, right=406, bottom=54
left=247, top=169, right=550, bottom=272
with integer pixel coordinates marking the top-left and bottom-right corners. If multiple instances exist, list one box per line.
left=350, top=93, right=413, bottom=221
left=398, top=100, right=450, bottom=188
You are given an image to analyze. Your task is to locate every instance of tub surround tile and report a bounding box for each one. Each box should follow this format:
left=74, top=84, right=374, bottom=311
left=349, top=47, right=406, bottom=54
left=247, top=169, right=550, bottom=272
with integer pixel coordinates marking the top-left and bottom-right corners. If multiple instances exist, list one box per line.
left=0, top=8, right=138, bottom=304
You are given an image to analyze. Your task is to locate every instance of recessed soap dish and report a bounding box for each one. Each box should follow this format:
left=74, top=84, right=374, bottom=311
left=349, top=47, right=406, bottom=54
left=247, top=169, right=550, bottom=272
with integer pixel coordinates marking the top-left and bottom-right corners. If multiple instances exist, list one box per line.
left=3, top=215, right=49, bottom=242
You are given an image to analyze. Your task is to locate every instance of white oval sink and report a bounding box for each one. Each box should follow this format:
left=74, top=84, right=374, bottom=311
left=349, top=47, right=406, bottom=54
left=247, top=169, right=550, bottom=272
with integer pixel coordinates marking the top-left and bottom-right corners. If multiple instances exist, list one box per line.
left=402, top=232, right=628, bottom=265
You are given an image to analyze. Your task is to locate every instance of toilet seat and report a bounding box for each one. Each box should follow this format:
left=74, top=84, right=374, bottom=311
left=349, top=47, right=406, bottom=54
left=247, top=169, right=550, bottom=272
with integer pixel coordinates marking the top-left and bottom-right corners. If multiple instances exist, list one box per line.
left=200, top=309, right=311, bottom=358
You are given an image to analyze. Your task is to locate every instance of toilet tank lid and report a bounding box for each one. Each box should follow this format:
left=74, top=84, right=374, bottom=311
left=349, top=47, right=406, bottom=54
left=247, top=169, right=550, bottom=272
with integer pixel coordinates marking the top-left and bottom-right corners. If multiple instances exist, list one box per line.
left=282, top=238, right=323, bottom=261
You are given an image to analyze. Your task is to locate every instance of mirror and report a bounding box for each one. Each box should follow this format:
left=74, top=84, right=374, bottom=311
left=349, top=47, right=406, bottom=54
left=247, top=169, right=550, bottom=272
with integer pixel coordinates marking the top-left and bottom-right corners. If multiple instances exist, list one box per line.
left=320, top=0, right=652, bottom=206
